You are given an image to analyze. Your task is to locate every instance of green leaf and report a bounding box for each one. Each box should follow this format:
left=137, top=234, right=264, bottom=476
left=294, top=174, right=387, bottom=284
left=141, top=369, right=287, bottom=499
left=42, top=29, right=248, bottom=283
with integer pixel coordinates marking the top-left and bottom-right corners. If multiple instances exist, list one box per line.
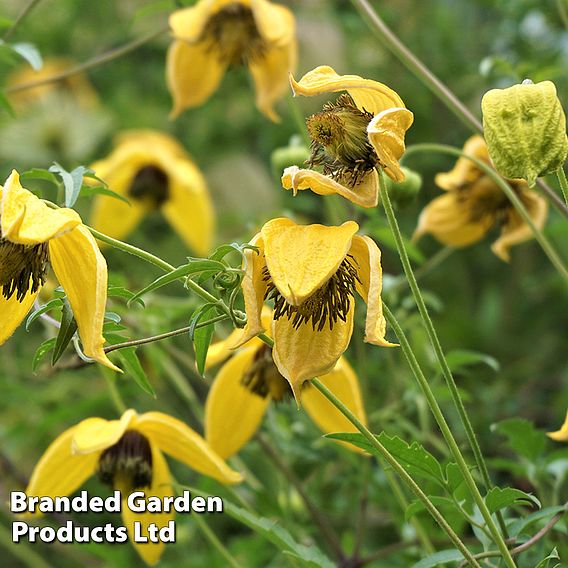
left=80, top=184, right=131, bottom=204
left=25, top=298, right=64, bottom=330
left=190, top=305, right=218, bottom=376
left=113, top=347, right=155, bottom=397
left=104, top=311, right=121, bottom=324
left=52, top=299, right=78, bottom=364
left=0, top=90, right=15, bottom=117
left=485, top=487, right=540, bottom=514
left=508, top=505, right=567, bottom=537
left=20, top=168, right=59, bottom=185
left=10, top=42, right=42, bottom=70
left=492, top=418, right=547, bottom=461
left=107, top=285, right=145, bottom=307
left=535, top=548, right=561, bottom=568
left=445, top=349, right=500, bottom=373
left=49, top=163, right=90, bottom=207
left=32, top=338, right=57, bottom=372
left=412, top=549, right=465, bottom=568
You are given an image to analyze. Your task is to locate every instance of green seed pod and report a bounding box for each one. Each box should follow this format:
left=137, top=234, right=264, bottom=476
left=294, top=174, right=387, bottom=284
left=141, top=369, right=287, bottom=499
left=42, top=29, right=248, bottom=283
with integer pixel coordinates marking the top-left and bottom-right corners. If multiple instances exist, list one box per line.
left=481, top=80, right=568, bottom=186
left=380, top=166, right=422, bottom=209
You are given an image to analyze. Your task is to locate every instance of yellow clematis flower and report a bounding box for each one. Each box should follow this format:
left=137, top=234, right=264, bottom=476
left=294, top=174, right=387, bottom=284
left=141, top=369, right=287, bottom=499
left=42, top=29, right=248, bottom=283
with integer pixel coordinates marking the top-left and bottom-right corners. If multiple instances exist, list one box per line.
left=413, top=135, right=548, bottom=262
left=166, top=0, right=297, bottom=122
left=238, top=217, right=395, bottom=400
left=282, top=65, right=414, bottom=207
left=89, top=130, right=214, bottom=257
left=0, top=170, right=117, bottom=370
left=25, top=409, right=243, bottom=565
left=547, top=410, right=568, bottom=442
left=204, top=310, right=367, bottom=458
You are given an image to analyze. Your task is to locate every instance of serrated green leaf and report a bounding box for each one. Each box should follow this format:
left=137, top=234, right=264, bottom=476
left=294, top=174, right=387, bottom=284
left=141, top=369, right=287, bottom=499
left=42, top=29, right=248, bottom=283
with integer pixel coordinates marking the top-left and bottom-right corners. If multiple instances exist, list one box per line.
left=445, top=349, right=500, bottom=372
left=113, top=347, right=155, bottom=397
left=32, top=338, right=57, bottom=372
left=49, top=162, right=90, bottom=207
left=25, top=298, right=64, bottom=330
left=485, top=487, right=540, bottom=514
left=412, top=549, right=464, bottom=568
left=10, top=42, right=42, bottom=70
left=52, top=299, right=78, bottom=364
left=492, top=418, right=547, bottom=461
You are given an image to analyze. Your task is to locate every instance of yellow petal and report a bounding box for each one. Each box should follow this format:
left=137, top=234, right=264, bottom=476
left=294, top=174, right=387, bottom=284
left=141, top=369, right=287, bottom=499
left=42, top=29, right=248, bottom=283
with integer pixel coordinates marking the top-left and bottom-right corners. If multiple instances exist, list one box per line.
left=282, top=166, right=379, bottom=208
left=0, top=287, right=39, bottom=346
left=72, top=409, right=138, bottom=454
left=161, top=160, right=215, bottom=256
left=367, top=108, right=414, bottom=183
left=491, top=189, right=548, bottom=262
left=25, top=426, right=99, bottom=509
left=134, top=412, right=243, bottom=484
left=272, top=306, right=354, bottom=402
left=205, top=346, right=270, bottom=458
left=252, top=0, right=296, bottom=45
left=261, top=218, right=358, bottom=305
left=302, top=357, right=368, bottom=453
left=121, top=444, right=173, bottom=566
left=547, top=410, right=568, bottom=442
left=49, top=225, right=120, bottom=371
left=166, top=39, right=227, bottom=119
left=1, top=170, right=81, bottom=245
left=289, top=65, right=405, bottom=115
left=349, top=235, right=396, bottom=347
left=169, top=2, right=216, bottom=42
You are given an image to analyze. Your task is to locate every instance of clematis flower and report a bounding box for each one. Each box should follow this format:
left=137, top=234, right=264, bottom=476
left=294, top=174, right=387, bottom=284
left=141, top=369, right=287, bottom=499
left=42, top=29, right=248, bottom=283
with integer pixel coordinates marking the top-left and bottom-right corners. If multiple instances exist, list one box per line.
left=0, top=170, right=117, bottom=370
left=25, top=409, right=243, bottom=565
left=166, top=0, right=297, bottom=122
left=89, top=130, right=214, bottom=257
left=282, top=65, right=414, bottom=207
left=204, top=310, right=367, bottom=458
left=413, top=135, right=548, bottom=262
left=238, top=217, right=395, bottom=400
left=547, top=410, right=568, bottom=442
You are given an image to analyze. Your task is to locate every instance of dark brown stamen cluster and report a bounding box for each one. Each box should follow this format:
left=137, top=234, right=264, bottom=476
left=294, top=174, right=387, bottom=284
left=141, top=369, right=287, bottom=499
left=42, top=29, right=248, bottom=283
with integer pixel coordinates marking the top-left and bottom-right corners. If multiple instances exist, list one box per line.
left=200, top=3, right=267, bottom=66
left=241, top=344, right=292, bottom=402
left=128, top=165, right=169, bottom=209
left=0, top=236, right=48, bottom=302
left=98, top=430, right=153, bottom=492
left=306, top=93, right=377, bottom=188
left=263, top=255, right=360, bottom=332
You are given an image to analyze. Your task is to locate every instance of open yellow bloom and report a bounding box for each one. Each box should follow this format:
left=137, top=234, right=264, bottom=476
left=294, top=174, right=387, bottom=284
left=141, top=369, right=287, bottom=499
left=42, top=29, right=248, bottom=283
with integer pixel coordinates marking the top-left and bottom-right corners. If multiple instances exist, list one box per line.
left=0, top=170, right=117, bottom=370
left=90, top=130, right=214, bottom=257
left=166, top=0, right=297, bottom=122
left=25, top=409, right=243, bottom=565
left=413, top=135, right=548, bottom=262
left=547, top=410, right=568, bottom=442
left=282, top=65, right=414, bottom=207
left=239, top=217, right=395, bottom=400
left=205, top=311, right=367, bottom=457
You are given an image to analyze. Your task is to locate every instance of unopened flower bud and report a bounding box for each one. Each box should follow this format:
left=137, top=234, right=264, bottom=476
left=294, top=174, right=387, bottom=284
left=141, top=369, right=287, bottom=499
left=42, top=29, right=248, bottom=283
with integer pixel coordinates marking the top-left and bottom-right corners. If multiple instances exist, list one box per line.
left=271, top=137, right=310, bottom=179
left=380, top=166, right=422, bottom=209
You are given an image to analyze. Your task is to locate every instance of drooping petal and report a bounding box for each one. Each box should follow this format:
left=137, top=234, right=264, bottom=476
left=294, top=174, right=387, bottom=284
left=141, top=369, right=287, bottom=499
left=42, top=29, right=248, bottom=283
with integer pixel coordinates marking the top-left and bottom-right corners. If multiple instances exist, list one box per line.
left=134, top=412, right=243, bottom=484
left=547, top=410, right=568, bottom=442
left=367, top=108, right=414, bottom=183
left=205, top=346, right=271, bottom=458
left=272, top=307, right=354, bottom=402
left=302, top=357, right=368, bottom=452
left=161, top=160, right=215, bottom=257
left=491, top=189, right=548, bottom=262
left=1, top=170, right=81, bottom=245
left=261, top=218, right=358, bottom=305
left=72, top=409, right=138, bottom=454
left=168, top=1, right=216, bottom=43
left=49, top=224, right=120, bottom=371
left=282, top=166, right=379, bottom=208
left=289, top=65, right=405, bottom=115
left=25, top=426, right=99, bottom=508
left=166, top=39, right=228, bottom=119
left=0, top=287, right=39, bottom=346
left=349, top=235, right=396, bottom=347
left=252, top=0, right=296, bottom=45
left=121, top=444, right=174, bottom=566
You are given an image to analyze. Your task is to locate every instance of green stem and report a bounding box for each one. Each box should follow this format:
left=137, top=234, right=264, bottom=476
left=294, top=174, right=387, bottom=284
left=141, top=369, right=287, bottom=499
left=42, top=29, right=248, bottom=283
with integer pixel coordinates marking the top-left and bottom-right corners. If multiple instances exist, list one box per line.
left=2, top=0, right=43, bottom=41
left=103, top=372, right=127, bottom=414
left=403, top=145, right=568, bottom=283
left=193, top=514, right=243, bottom=568
left=556, top=167, right=568, bottom=205
left=379, top=174, right=516, bottom=565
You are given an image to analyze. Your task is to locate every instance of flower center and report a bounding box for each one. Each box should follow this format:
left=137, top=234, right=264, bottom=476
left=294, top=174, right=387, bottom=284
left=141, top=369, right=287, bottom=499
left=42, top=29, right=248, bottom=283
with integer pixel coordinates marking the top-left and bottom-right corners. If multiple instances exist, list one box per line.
left=97, top=430, right=153, bottom=493
left=264, top=255, right=360, bottom=331
left=0, top=234, right=48, bottom=302
left=306, top=94, right=377, bottom=187
left=457, top=174, right=514, bottom=224
left=200, top=3, right=266, bottom=66
left=128, top=165, right=169, bottom=209
left=241, top=344, right=292, bottom=402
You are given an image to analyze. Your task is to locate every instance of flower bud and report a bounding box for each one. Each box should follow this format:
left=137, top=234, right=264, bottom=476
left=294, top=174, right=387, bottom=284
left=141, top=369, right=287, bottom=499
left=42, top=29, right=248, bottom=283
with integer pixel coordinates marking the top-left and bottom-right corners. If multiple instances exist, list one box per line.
left=271, top=136, right=310, bottom=179
left=380, top=166, right=422, bottom=209
left=481, top=80, right=568, bottom=186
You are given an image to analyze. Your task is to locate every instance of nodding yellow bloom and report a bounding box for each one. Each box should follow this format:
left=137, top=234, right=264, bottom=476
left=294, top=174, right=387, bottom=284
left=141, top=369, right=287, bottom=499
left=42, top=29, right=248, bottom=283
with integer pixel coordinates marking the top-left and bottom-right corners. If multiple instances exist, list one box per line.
left=547, top=410, right=568, bottom=442
left=239, top=217, right=395, bottom=400
left=204, top=310, right=367, bottom=457
left=282, top=65, right=414, bottom=207
left=89, top=130, right=214, bottom=257
left=413, top=135, right=548, bottom=262
left=0, top=170, right=117, bottom=371
left=166, top=0, right=297, bottom=122
left=25, top=409, right=243, bottom=565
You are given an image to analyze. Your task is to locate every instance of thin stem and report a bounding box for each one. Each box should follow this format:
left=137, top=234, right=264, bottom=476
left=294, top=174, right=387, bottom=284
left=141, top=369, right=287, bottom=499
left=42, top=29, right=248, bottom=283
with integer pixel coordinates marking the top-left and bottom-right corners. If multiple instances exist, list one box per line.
left=103, top=373, right=127, bottom=414
left=556, top=167, right=568, bottom=205
left=193, top=514, right=243, bottom=568
left=2, top=0, right=42, bottom=41
left=5, top=26, right=168, bottom=93
left=404, top=145, right=568, bottom=283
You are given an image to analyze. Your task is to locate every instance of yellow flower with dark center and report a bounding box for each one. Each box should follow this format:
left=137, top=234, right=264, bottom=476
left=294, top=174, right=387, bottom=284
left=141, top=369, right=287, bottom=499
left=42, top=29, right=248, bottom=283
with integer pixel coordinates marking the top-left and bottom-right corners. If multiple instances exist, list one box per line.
left=0, top=170, right=118, bottom=370
left=282, top=65, right=414, bottom=207
left=204, top=310, right=368, bottom=457
left=547, top=410, right=568, bottom=442
left=413, top=135, right=548, bottom=262
left=24, top=409, right=243, bottom=565
left=89, top=130, right=214, bottom=257
left=166, top=0, right=297, bottom=122
left=238, top=217, right=395, bottom=400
